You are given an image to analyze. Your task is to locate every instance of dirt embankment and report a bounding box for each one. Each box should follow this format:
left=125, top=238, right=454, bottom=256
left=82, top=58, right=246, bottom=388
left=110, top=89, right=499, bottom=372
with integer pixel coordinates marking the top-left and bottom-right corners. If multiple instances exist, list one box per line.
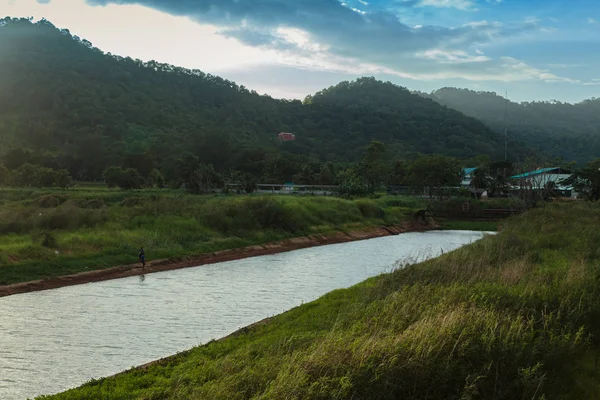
left=0, top=220, right=437, bottom=298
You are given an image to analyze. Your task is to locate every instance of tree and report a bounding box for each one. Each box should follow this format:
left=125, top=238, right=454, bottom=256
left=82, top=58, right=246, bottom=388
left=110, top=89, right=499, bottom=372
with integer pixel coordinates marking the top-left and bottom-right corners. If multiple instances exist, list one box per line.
left=146, top=168, right=165, bottom=188
left=241, top=173, right=257, bottom=194
left=563, top=159, right=600, bottom=201
left=118, top=168, right=144, bottom=190
left=389, top=160, right=408, bottom=185
left=318, top=162, right=336, bottom=185
left=293, top=163, right=320, bottom=185
left=102, top=166, right=142, bottom=190
left=53, top=169, right=73, bottom=189
left=39, top=167, right=56, bottom=187
left=176, top=154, right=222, bottom=194
left=355, top=140, right=389, bottom=192
left=470, top=167, right=493, bottom=193
left=407, top=155, right=462, bottom=198
left=13, top=163, right=41, bottom=187
left=103, top=166, right=124, bottom=189
left=3, top=148, right=32, bottom=170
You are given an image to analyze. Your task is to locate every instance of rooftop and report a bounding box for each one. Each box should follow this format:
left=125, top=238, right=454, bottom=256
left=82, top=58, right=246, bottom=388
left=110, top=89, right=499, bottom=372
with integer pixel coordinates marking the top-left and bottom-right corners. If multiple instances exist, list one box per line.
left=510, top=167, right=560, bottom=180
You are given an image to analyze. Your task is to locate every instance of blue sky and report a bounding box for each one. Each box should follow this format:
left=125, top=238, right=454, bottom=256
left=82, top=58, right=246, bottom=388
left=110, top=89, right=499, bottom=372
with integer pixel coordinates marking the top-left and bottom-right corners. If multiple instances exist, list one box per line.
left=2, top=0, right=600, bottom=102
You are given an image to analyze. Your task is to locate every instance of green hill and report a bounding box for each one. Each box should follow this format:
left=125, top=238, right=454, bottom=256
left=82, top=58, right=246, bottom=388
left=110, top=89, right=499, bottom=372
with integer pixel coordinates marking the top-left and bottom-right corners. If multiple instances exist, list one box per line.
left=423, top=87, right=600, bottom=164
left=0, top=18, right=525, bottom=182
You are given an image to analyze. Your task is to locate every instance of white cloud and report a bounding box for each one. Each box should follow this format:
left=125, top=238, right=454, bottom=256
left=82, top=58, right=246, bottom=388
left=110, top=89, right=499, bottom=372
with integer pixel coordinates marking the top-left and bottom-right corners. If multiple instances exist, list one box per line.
left=416, top=49, right=490, bottom=63
left=547, top=63, right=584, bottom=69
left=3, top=0, right=594, bottom=93
left=1, top=0, right=277, bottom=71
left=589, top=18, right=597, bottom=24
left=583, top=78, right=600, bottom=86
left=416, top=0, right=475, bottom=11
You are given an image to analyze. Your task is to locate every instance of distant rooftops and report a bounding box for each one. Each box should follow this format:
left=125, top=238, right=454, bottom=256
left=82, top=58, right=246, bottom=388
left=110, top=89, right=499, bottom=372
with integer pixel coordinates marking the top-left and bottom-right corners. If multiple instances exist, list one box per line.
left=278, top=132, right=296, bottom=141
left=510, top=167, right=561, bottom=180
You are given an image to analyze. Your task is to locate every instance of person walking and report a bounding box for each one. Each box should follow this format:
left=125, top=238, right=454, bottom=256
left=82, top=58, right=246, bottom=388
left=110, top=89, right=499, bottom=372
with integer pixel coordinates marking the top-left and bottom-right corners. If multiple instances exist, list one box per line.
left=138, top=247, right=146, bottom=268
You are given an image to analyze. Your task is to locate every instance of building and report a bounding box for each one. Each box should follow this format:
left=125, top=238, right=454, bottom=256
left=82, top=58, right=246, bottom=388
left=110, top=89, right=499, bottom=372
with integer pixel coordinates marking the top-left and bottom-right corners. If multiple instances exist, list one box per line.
left=278, top=132, right=296, bottom=142
left=461, top=167, right=478, bottom=188
left=509, top=167, right=576, bottom=198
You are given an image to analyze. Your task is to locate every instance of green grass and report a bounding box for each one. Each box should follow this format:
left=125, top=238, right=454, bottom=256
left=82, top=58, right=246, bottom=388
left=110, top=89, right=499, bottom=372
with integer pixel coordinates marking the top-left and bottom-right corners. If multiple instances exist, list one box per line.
left=39, top=202, right=600, bottom=399
left=0, top=189, right=419, bottom=285
left=439, top=219, right=500, bottom=231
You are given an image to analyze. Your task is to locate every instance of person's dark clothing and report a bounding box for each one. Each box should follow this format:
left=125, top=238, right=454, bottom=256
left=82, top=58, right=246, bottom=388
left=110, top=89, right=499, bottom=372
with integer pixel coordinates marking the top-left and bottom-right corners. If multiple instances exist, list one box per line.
left=138, top=248, right=146, bottom=267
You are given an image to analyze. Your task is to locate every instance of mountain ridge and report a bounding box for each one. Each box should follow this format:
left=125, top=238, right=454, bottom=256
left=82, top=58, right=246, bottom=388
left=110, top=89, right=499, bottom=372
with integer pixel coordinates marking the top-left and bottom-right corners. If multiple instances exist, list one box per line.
left=415, top=87, right=600, bottom=164
left=0, top=17, right=527, bottom=182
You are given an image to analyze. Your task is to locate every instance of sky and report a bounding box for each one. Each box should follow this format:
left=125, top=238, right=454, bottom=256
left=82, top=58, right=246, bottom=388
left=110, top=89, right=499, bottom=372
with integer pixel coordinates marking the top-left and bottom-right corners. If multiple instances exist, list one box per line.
left=1, top=0, right=600, bottom=102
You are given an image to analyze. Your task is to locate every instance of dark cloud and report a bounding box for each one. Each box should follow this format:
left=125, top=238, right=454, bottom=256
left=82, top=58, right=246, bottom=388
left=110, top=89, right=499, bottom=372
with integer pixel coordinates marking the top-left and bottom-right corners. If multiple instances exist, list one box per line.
left=85, top=0, right=545, bottom=79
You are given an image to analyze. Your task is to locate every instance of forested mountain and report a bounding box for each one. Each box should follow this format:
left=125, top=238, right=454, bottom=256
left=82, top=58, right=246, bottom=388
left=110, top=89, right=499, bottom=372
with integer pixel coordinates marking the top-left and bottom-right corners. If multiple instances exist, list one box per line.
left=420, top=88, right=600, bottom=164
left=0, top=17, right=524, bottom=182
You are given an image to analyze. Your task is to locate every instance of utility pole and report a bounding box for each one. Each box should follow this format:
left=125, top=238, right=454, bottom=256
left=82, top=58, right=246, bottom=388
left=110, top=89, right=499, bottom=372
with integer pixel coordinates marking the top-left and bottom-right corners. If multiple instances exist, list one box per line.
left=503, top=90, right=508, bottom=162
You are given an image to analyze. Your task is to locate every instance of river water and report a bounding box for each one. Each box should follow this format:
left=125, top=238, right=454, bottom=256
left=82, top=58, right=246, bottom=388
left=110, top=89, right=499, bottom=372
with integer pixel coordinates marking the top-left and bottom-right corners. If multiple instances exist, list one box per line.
left=0, top=230, right=490, bottom=399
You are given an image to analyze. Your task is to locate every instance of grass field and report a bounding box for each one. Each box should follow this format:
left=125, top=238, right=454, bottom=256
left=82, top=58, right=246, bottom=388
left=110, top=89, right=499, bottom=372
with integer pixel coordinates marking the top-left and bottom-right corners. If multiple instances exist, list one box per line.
left=40, top=202, right=600, bottom=399
left=0, top=188, right=422, bottom=285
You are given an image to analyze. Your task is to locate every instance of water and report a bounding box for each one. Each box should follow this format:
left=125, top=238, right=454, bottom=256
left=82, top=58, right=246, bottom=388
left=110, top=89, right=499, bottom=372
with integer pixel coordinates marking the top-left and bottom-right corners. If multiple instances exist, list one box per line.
left=0, top=230, right=490, bottom=399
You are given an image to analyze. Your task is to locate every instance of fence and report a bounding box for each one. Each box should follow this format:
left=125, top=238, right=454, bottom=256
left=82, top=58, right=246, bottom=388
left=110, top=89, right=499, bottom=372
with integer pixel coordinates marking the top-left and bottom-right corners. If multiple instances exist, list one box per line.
left=226, top=184, right=340, bottom=196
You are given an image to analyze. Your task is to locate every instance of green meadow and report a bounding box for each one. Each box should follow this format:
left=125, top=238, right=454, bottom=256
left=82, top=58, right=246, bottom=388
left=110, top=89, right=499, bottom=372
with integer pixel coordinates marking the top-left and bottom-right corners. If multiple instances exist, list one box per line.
left=0, top=187, right=420, bottom=285
left=40, top=202, right=600, bottom=399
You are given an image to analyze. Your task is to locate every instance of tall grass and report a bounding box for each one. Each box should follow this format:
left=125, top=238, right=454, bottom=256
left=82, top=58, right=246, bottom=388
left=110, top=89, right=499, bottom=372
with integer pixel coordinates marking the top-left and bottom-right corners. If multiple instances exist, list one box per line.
left=40, top=202, right=600, bottom=400
left=0, top=190, right=398, bottom=285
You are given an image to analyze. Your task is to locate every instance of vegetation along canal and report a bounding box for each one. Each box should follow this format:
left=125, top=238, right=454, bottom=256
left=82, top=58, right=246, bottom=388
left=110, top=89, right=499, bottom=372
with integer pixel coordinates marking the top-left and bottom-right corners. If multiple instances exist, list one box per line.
left=0, top=230, right=490, bottom=400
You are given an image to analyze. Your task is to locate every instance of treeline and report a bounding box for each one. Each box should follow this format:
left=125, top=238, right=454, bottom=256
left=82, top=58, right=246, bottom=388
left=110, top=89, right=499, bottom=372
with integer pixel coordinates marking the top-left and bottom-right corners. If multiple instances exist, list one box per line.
left=0, top=18, right=526, bottom=183
left=0, top=163, right=73, bottom=188
left=86, top=141, right=466, bottom=196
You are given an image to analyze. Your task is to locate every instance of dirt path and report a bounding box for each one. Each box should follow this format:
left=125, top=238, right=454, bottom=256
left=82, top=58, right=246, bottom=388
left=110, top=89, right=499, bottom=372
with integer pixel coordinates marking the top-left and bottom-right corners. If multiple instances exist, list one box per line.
left=0, top=221, right=436, bottom=298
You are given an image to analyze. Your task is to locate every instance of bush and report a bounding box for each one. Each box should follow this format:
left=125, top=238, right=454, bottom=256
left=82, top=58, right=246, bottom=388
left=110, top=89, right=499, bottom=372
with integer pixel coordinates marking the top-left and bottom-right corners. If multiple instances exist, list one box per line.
left=35, top=201, right=108, bottom=231
left=120, top=197, right=145, bottom=207
left=355, top=199, right=385, bottom=219
left=202, top=197, right=313, bottom=235
left=337, top=180, right=371, bottom=199
left=82, top=199, right=106, bottom=209
left=37, top=195, right=62, bottom=208
left=41, top=232, right=57, bottom=248
left=103, top=166, right=144, bottom=190
left=10, top=164, right=73, bottom=188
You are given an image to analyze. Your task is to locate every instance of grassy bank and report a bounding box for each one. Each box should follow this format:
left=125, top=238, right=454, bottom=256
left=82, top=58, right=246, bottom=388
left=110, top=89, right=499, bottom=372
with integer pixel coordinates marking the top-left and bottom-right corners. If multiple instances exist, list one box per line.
left=41, top=203, right=600, bottom=399
left=0, top=188, right=418, bottom=285
left=439, top=219, right=500, bottom=231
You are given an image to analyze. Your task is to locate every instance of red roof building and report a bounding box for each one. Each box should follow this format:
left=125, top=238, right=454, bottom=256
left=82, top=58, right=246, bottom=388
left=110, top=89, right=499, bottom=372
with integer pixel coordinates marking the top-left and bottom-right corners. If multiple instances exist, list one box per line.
left=278, top=132, right=296, bottom=141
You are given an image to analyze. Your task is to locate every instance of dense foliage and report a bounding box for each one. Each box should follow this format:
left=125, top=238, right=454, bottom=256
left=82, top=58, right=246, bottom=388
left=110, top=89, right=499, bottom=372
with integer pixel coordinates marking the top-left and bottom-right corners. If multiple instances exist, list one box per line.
left=0, top=18, right=524, bottom=184
left=42, top=203, right=600, bottom=399
left=562, top=158, right=600, bottom=201
left=421, top=87, right=600, bottom=164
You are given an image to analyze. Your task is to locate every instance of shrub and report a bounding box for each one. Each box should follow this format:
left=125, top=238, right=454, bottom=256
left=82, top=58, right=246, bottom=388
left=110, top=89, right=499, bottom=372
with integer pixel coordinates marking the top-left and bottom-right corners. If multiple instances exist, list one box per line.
left=82, top=199, right=106, bottom=209
left=120, top=197, right=145, bottom=207
left=356, top=199, right=385, bottom=219
left=41, top=232, right=57, bottom=248
left=37, top=195, right=62, bottom=208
